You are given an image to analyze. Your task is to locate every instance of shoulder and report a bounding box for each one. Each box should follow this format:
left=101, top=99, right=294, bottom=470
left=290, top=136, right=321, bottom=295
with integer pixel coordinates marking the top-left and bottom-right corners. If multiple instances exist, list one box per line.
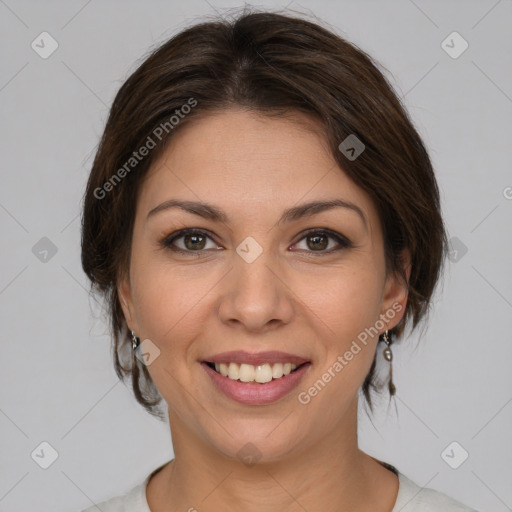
left=78, top=461, right=169, bottom=512
left=394, top=472, right=480, bottom=512
left=79, top=480, right=149, bottom=512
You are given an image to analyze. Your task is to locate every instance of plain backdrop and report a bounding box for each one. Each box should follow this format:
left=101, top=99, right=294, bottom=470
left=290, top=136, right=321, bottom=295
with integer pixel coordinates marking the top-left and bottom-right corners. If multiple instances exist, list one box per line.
left=1, top=1, right=511, bottom=511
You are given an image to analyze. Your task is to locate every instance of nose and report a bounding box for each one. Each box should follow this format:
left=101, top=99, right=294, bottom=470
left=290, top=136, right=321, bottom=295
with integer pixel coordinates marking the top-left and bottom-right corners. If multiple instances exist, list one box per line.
left=217, top=248, right=295, bottom=333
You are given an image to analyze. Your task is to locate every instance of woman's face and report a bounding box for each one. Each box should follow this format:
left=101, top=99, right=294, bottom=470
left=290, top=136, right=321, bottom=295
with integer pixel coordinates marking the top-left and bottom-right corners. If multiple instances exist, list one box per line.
left=119, top=108, right=409, bottom=461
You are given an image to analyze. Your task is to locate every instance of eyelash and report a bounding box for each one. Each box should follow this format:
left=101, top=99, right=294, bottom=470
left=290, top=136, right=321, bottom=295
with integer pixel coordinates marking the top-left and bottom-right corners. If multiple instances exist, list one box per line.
left=159, top=228, right=353, bottom=257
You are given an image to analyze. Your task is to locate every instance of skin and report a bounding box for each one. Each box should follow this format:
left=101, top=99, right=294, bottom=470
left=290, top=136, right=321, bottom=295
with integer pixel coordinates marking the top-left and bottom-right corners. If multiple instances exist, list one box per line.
left=118, top=108, right=411, bottom=512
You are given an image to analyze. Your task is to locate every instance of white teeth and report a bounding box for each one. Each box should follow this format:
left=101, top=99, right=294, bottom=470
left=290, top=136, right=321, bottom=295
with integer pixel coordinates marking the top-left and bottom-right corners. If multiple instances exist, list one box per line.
left=212, top=362, right=299, bottom=383
left=272, top=363, right=284, bottom=379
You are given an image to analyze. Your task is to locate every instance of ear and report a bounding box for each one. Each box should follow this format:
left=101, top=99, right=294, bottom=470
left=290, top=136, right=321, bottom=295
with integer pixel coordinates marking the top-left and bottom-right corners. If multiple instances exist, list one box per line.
left=117, top=274, right=138, bottom=332
left=380, top=248, right=411, bottom=329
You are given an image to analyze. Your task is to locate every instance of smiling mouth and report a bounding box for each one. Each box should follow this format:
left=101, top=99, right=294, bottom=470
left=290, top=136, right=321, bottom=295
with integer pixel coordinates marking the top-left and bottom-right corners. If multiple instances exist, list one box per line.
left=204, top=361, right=309, bottom=384
left=205, top=361, right=307, bottom=372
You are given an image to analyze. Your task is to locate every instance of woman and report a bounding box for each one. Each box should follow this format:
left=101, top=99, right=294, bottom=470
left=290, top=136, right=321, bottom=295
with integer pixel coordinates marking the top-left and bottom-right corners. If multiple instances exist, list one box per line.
left=80, top=9, right=479, bottom=512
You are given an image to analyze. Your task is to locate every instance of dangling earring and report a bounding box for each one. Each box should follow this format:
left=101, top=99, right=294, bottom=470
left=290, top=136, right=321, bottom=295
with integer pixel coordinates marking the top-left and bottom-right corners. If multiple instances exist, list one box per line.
left=130, top=329, right=140, bottom=351
left=380, top=330, right=396, bottom=396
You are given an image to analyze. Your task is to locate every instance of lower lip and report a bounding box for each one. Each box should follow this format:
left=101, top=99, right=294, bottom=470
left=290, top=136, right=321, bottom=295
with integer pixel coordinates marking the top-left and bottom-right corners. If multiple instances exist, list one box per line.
left=201, top=362, right=311, bottom=405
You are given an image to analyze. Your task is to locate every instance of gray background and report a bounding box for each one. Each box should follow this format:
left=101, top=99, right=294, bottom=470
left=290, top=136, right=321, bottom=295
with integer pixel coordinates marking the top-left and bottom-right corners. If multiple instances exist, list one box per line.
left=1, top=0, right=511, bottom=511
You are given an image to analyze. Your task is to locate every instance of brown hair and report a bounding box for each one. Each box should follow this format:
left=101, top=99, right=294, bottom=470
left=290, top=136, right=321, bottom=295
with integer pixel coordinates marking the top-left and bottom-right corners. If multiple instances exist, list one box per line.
left=81, top=8, right=448, bottom=420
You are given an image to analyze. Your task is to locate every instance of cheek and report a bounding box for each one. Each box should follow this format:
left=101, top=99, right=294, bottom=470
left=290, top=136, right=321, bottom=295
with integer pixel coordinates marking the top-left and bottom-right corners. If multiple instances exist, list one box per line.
left=298, top=264, right=384, bottom=340
left=294, top=270, right=383, bottom=418
left=131, top=258, right=215, bottom=348
left=294, top=263, right=384, bottom=398
left=129, top=263, right=210, bottom=401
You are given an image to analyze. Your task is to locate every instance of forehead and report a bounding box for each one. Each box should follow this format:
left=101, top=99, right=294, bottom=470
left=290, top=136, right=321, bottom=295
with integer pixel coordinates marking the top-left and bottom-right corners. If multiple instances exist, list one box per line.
left=137, top=109, right=377, bottom=227
left=148, top=108, right=333, bottom=178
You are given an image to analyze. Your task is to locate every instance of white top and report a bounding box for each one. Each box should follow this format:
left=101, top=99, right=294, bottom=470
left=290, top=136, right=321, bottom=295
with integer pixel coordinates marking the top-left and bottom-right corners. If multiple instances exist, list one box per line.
left=80, top=462, right=479, bottom=512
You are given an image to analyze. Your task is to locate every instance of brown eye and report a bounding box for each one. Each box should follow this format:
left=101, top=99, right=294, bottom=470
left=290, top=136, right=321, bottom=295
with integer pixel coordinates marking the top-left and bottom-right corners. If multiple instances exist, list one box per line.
left=306, top=233, right=329, bottom=251
left=292, top=229, right=352, bottom=254
left=161, top=229, right=218, bottom=254
left=183, top=233, right=207, bottom=250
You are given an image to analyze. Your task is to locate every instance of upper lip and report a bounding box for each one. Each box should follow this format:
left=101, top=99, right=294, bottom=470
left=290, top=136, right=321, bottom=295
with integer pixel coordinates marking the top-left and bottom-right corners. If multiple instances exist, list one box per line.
left=202, top=350, right=310, bottom=366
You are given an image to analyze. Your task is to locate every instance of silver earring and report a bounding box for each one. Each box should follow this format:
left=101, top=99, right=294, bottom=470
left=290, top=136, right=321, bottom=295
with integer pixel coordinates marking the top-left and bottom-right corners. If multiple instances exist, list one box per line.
left=130, top=330, right=140, bottom=351
left=380, top=330, right=396, bottom=396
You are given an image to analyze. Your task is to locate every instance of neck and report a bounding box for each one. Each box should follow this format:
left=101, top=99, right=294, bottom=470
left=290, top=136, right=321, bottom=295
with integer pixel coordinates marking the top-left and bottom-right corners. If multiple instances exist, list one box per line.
left=147, top=398, right=398, bottom=512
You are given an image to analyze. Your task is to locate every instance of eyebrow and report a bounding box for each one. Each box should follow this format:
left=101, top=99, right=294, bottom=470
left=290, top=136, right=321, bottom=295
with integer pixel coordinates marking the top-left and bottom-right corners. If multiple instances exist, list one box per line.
left=146, top=198, right=368, bottom=230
